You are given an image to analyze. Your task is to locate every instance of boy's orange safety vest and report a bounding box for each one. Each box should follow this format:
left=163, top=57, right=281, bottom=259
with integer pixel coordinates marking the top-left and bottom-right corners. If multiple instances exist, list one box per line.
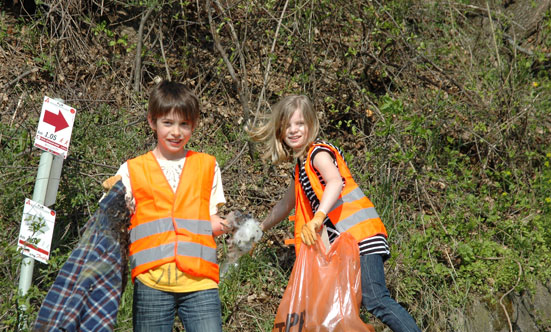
left=127, top=151, right=219, bottom=283
left=292, top=143, right=388, bottom=255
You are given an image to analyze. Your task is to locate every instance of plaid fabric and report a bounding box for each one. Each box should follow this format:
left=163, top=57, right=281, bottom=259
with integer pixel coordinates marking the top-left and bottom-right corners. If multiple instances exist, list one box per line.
left=33, top=181, right=130, bottom=332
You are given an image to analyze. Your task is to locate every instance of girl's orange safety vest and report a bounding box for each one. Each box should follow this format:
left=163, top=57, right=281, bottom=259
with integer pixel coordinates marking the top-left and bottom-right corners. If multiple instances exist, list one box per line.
left=292, top=143, right=388, bottom=255
left=127, top=151, right=219, bottom=283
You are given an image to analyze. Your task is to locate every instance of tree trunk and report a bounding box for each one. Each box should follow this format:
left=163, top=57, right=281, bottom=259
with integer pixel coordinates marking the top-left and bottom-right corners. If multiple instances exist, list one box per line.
left=505, top=0, right=551, bottom=39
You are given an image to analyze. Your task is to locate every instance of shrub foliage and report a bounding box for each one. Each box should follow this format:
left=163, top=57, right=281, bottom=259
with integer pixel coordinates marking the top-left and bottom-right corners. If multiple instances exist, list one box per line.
left=0, top=0, right=550, bottom=331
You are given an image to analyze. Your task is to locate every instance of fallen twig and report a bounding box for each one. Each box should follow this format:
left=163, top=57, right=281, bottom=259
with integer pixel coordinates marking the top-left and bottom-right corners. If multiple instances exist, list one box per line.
left=5, top=68, right=39, bottom=89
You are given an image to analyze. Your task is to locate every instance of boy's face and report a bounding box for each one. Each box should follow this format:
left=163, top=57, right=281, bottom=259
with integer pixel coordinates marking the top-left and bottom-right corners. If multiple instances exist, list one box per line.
left=284, top=109, right=309, bottom=153
left=148, top=110, right=193, bottom=160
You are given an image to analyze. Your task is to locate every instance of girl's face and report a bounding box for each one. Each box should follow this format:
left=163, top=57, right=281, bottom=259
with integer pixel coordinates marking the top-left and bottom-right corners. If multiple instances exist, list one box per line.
left=284, top=109, right=309, bottom=153
left=148, top=110, right=193, bottom=160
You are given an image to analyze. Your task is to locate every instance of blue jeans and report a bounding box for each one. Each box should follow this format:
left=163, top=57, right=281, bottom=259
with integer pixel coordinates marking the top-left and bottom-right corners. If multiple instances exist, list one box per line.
left=361, top=254, right=421, bottom=332
left=132, top=279, right=223, bottom=332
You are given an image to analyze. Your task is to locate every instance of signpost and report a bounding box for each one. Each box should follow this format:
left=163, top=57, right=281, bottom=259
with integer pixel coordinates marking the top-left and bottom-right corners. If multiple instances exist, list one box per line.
left=34, top=96, right=76, bottom=159
left=18, top=199, right=56, bottom=264
left=17, top=97, right=76, bottom=327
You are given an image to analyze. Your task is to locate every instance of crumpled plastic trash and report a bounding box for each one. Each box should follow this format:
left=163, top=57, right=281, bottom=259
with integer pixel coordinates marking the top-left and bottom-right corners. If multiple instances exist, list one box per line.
left=232, top=215, right=263, bottom=251
left=220, top=211, right=263, bottom=278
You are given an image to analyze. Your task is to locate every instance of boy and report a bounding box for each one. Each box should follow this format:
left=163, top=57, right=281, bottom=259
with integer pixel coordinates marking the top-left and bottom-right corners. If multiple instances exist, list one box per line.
left=103, top=80, right=232, bottom=332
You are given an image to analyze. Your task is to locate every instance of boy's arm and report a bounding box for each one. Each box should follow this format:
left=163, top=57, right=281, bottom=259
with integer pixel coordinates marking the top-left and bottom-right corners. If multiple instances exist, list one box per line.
left=260, top=181, right=295, bottom=232
left=100, top=163, right=135, bottom=212
left=210, top=162, right=230, bottom=237
left=102, top=175, right=122, bottom=191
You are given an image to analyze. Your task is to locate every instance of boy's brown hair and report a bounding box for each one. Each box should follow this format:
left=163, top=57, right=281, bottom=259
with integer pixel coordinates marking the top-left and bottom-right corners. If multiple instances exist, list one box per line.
left=148, top=80, right=200, bottom=129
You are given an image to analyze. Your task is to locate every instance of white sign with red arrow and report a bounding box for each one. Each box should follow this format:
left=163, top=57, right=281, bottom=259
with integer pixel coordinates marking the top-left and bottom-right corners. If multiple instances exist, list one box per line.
left=34, top=96, right=76, bottom=159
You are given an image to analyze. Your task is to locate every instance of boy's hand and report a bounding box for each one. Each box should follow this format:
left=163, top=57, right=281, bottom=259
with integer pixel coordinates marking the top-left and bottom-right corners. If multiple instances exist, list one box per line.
left=102, top=175, right=122, bottom=192
left=223, top=210, right=241, bottom=233
left=301, top=211, right=326, bottom=245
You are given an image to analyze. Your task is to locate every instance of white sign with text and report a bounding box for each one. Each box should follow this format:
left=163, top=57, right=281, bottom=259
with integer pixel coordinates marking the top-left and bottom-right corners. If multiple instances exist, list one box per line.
left=18, top=198, right=56, bottom=264
left=34, top=96, right=76, bottom=159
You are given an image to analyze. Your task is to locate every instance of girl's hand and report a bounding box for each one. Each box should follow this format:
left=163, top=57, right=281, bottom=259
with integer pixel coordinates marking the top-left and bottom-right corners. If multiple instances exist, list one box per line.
left=301, top=211, right=326, bottom=245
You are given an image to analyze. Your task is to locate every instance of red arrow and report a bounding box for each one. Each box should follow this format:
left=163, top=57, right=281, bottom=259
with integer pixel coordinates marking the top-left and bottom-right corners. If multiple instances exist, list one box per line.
left=43, top=110, right=69, bottom=132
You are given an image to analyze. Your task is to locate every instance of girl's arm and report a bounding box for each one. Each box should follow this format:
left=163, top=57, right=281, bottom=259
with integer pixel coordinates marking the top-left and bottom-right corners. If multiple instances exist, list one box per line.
left=312, top=150, right=343, bottom=214
left=260, top=181, right=295, bottom=231
left=300, top=150, right=343, bottom=245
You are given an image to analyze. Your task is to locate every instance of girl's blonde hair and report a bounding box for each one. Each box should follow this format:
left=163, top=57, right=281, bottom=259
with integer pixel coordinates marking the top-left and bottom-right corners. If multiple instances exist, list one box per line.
left=248, top=95, right=319, bottom=164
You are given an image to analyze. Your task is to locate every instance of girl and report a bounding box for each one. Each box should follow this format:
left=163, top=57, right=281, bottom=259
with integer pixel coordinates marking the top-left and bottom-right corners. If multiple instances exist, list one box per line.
left=248, top=94, right=421, bottom=332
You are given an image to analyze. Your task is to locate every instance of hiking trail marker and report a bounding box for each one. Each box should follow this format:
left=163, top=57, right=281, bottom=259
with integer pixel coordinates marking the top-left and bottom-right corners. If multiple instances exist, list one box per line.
left=18, top=97, right=75, bottom=328
left=18, top=198, right=56, bottom=264
left=34, top=96, right=76, bottom=159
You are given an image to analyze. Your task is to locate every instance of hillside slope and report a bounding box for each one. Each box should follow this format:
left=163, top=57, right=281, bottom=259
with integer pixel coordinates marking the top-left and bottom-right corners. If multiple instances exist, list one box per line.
left=1, top=1, right=550, bottom=331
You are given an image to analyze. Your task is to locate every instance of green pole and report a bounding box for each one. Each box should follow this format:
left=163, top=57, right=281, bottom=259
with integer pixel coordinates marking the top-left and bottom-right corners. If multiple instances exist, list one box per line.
left=18, top=151, right=53, bottom=298
left=17, top=151, right=53, bottom=330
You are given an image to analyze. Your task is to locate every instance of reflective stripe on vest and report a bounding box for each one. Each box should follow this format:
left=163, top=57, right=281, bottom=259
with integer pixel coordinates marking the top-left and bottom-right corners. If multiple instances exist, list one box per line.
left=130, top=218, right=213, bottom=243
left=127, top=151, right=219, bottom=283
left=328, top=187, right=380, bottom=233
left=130, top=241, right=218, bottom=268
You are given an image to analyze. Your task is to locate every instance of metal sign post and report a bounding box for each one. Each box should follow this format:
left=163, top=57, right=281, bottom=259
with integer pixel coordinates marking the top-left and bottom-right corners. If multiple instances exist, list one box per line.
left=18, top=152, right=55, bottom=297
left=17, top=97, right=74, bottom=327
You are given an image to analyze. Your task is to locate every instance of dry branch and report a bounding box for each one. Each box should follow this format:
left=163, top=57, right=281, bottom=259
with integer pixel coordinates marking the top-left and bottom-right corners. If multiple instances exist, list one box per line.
left=133, top=6, right=155, bottom=92
left=373, top=0, right=479, bottom=105
left=4, top=68, right=39, bottom=89
left=253, top=0, right=290, bottom=119
left=158, top=17, right=171, bottom=81
left=206, top=0, right=252, bottom=119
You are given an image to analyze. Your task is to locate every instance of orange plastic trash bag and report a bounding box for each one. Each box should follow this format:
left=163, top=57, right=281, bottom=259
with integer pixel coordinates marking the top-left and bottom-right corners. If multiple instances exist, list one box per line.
left=272, top=232, right=375, bottom=332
